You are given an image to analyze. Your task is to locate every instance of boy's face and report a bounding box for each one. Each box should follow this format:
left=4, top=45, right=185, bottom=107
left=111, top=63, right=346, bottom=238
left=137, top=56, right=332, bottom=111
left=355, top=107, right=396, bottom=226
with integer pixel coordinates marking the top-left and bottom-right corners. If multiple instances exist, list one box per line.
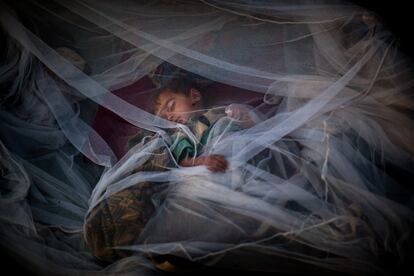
left=154, top=89, right=201, bottom=123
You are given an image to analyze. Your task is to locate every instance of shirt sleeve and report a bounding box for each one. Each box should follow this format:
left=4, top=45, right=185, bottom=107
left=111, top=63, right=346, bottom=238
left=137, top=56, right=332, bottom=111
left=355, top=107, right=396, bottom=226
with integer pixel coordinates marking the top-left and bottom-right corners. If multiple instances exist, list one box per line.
left=172, top=136, right=195, bottom=163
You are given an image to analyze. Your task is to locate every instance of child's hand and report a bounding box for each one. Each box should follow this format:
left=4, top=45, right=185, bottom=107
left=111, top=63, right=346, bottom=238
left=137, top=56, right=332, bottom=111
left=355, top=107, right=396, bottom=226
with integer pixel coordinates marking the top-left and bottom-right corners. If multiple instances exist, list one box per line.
left=225, top=104, right=249, bottom=121
left=179, top=154, right=228, bottom=172
left=196, top=154, right=228, bottom=172
left=225, top=104, right=255, bottom=126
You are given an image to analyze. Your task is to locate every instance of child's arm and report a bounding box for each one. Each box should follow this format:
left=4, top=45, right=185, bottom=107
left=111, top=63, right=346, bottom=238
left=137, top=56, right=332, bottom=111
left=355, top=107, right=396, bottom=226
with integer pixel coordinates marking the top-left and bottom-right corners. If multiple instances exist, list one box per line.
left=180, top=154, right=228, bottom=172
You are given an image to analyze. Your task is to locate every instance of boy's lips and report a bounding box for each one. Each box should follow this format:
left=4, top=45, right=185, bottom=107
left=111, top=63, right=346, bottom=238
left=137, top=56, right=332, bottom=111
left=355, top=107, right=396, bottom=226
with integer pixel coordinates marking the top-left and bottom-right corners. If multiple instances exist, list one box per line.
left=169, top=117, right=185, bottom=124
left=177, top=118, right=187, bottom=124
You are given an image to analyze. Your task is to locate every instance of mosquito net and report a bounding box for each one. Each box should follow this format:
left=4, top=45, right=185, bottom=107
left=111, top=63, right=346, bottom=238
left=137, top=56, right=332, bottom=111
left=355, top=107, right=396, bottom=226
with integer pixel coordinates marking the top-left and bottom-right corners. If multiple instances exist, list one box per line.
left=0, top=0, right=413, bottom=275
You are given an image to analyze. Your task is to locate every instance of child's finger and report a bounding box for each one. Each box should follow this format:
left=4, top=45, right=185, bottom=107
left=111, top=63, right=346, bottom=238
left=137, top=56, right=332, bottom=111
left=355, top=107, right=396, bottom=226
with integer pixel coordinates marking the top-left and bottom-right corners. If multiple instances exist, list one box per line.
left=219, top=157, right=229, bottom=167
left=207, top=162, right=226, bottom=172
left=210, top=155, right=227, bottom=163
left=205, top=155, right=228, bottom=171
left=207, top=164, right=220, bottom=172
left=210, top=158, right=227, bottom=169
left=217, top=160, right=228, bottom=170
left=215, top=162, right=227, bottom=172
left=210, top=155, right=225, bottom=163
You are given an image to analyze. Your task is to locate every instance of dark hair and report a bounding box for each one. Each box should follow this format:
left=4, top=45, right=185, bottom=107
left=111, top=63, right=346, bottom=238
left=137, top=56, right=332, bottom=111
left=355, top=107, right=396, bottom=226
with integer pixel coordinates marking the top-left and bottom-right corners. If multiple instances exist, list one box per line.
left=149, top=77, right=206, bottom=113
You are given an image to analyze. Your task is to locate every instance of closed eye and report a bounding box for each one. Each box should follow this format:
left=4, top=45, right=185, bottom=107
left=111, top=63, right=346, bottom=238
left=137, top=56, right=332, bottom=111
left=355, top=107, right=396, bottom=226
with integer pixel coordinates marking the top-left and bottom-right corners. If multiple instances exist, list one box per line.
left=166, top=99, right=175, bottom=112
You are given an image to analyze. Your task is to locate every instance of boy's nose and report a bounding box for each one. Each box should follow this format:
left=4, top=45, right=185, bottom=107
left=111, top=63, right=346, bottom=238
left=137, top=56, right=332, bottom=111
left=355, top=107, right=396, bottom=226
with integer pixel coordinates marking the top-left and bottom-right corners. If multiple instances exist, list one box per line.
left=157, top=110, right=170, bottom=120
left=167, top=113, right=175, bottom=121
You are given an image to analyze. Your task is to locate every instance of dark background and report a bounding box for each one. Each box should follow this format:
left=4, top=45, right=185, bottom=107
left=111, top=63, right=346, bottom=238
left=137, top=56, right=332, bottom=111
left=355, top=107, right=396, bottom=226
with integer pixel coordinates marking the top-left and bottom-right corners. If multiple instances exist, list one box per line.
left=352, top=0, right=413, bottom=61
left=1, top=1, right=413, bottom=275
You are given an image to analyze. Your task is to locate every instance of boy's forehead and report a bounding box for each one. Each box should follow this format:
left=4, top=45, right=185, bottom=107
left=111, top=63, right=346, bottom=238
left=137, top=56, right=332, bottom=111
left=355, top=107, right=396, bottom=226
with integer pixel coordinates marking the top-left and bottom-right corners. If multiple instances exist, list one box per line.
left=159, top=89, right=178, bottom=99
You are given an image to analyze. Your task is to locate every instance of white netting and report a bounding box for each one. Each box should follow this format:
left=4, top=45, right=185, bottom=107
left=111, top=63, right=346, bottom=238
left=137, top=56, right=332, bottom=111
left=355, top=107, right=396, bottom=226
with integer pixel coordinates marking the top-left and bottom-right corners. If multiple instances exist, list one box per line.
left=0, top=1, right=413, bottom=275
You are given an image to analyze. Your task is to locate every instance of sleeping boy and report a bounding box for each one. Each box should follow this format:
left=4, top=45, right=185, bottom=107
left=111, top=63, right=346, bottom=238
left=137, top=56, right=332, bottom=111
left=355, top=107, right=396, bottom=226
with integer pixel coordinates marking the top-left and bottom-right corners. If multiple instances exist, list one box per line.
left=84, top=77, right=257, bottom=268
left=152, top=78, right=255, bottom=172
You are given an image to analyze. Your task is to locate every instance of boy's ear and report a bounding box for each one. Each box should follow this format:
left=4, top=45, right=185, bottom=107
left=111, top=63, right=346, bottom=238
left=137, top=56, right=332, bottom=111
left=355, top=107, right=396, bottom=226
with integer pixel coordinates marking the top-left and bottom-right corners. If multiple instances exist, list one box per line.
left=190, top=88, right=202, bottom=105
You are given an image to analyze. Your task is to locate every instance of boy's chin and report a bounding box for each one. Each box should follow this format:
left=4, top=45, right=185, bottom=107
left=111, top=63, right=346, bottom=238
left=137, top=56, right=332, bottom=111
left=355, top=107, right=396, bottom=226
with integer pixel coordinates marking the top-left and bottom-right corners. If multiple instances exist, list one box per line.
left=169, top=117, right=188, bottom=124
left=178, top=118, right=189, bottom=124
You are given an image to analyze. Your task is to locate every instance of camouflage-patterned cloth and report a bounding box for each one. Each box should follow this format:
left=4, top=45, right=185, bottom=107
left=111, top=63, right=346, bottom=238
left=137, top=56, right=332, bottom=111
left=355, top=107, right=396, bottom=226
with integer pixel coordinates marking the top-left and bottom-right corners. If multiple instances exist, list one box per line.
left=84, top=140, right=175, bottom=262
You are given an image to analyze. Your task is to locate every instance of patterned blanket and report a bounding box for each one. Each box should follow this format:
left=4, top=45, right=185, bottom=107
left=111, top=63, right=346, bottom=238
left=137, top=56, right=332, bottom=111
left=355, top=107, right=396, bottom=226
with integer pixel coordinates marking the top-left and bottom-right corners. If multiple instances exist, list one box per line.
left=84, top=141, right=174, bottom=262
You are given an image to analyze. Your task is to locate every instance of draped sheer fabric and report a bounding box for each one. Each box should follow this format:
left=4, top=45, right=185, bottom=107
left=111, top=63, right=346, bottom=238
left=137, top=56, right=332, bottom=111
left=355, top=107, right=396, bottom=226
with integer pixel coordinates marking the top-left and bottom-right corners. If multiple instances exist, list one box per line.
left=0, top=0, right=413, bottom=275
